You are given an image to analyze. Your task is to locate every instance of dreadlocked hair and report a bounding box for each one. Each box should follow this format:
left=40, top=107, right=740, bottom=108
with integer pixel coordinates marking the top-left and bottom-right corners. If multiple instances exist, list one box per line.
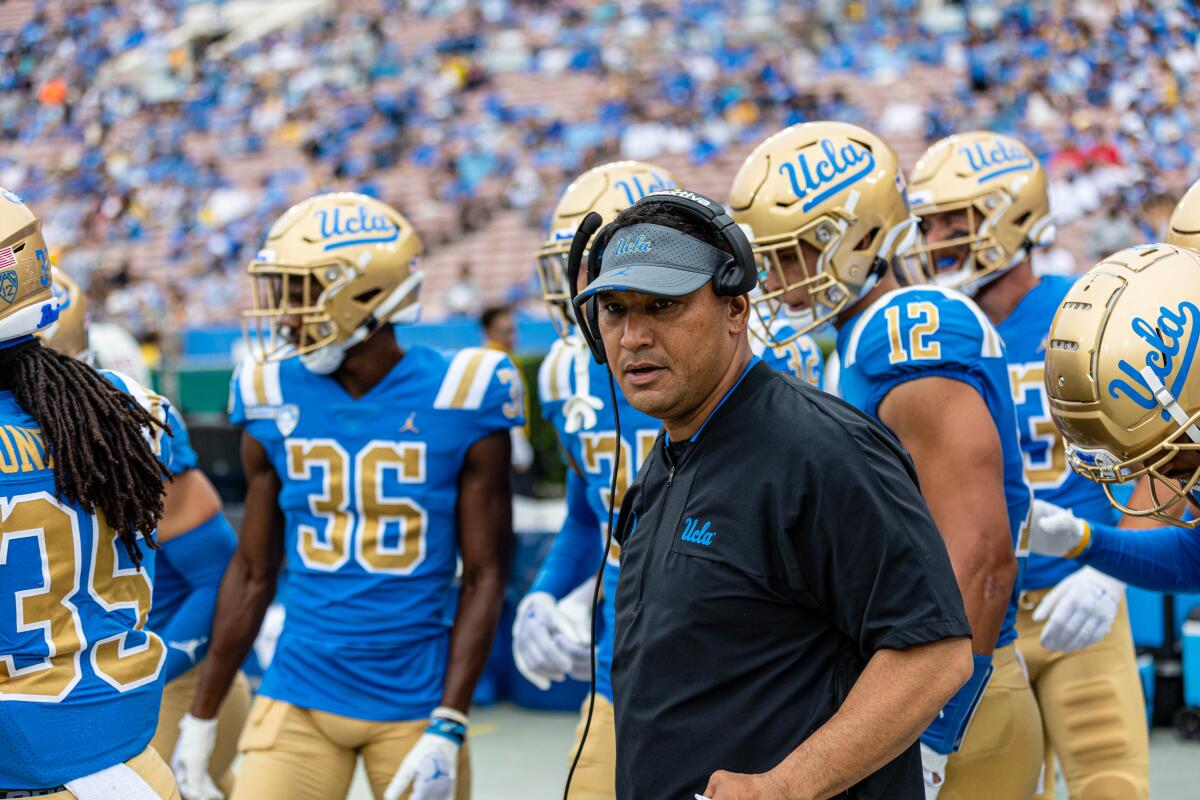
left=0, top=339, right=169, bottom=567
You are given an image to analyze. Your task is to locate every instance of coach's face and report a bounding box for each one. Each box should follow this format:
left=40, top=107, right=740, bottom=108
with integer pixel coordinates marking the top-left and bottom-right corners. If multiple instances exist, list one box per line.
left=596, top=286, right=749, bottom=421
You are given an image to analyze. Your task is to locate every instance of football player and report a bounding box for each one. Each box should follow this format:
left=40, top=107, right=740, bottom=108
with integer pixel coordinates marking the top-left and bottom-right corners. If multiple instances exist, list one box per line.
left=517, top=161, right=825, bottom=798
left=906, top=131, right=1149, bottom=799
left=1029, top=242, right=1200, bottom=593
left=0, top=191, right=182, bottom=797
left=730, top=122, right=1041, bottom=800
left=171, top=193, right=520, bottom=800
left=40, top=270, right=251, bottom=796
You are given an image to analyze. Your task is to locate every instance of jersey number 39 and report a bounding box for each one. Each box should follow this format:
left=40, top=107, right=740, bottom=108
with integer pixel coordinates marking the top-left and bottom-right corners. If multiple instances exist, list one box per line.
left=1, top=493, right=164, bottom=703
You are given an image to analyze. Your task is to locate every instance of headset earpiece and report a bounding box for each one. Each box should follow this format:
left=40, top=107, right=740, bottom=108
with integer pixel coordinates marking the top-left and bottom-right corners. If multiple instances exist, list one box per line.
left=567, top=212, right=608, bottom=364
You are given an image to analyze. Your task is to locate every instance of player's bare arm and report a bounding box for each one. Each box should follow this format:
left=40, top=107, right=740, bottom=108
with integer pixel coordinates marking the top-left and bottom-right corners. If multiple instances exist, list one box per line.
left=705, top=638, right=972, bottom=800
left=880, top=377, right=1017, bottom=656
left=190, top=431, right=285, bottom=719
left=440, top=429, right=514, bottom=713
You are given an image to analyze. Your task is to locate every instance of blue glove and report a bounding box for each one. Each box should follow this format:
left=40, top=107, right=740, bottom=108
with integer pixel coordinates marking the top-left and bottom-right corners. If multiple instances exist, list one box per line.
left=920, top=654, right=993, bottom=755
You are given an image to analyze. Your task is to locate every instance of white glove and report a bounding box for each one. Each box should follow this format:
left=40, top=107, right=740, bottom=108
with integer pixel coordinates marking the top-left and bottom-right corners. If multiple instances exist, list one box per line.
left=512, top=591, right=590, bottom=690
left=920, top=742, right=948, bottom=800
left=1033, top=566, right=1124, bottom=652
left=562, top=393, right=603, bottom=435
left=557, top=577, right=596, bottom=682
left=384, top=708, right=466, bottom=800
left=171, top=713, right=222, bottom=800
left=1029, top=499, right=1089, bottom=557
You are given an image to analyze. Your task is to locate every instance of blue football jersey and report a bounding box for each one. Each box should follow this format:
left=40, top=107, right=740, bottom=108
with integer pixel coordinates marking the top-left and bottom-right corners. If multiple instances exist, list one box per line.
left=836, top=286, right=1030, bottom=649
left=535, top=336, right=661, bottom=702
left=0, top=370, right=179, bottom=788
left=751, top=317, right=826, bottom=389
left=998, top=275, right=1121, bottom=590
left=229, top=345, right=522, bottom=721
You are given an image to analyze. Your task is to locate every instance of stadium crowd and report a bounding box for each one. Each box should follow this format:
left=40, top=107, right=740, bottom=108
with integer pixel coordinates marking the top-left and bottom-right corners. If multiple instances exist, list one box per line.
left=1, top=0, right=1198, bottom=340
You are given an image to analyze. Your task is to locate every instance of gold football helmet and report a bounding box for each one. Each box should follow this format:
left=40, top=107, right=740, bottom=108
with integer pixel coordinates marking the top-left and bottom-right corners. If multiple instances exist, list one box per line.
left=1166, top=177, right=1200, bottom=251
left=243, top=192, right=423, bottom=372
left=536, top=161, right=678, bottom=337
left=729, top=121, right=917, bottom=342
left=905, top=131, right=1054, bottom=293
left=1045, top=243, right=1200, bottom=527
left=38, top=267, right=89, bottom=358
left=0, top=188, right=59, bottom=345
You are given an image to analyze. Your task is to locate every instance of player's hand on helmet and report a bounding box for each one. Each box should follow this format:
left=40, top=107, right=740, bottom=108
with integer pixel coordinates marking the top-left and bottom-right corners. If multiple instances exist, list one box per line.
left=920, top=742, right=949, bottom=800
left=512, top=591, right=588, bottom=689
left=1029, top=499, right=1089, bottom=557
left=171, top=713, right=222, bottom=800
left=556, top=577, right=595, bottom=682
left=700, top=768, right=788, bottom=800
left=384, top=708, right=466, bottom=800
left=1033, top=566, right=1124, bottom=652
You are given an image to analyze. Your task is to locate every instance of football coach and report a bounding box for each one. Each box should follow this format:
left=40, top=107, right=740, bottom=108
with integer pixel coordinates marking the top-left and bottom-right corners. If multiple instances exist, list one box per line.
left=570, top=189, right=974, bottom=800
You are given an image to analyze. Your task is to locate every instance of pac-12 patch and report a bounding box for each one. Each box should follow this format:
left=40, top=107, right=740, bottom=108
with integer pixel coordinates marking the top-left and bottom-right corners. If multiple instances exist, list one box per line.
left=0, top=268, right=17, bottom=304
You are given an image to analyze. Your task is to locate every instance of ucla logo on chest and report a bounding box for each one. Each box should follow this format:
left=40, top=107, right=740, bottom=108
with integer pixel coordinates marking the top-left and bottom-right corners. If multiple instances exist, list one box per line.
left=959, top=139, right=1033, bottom=184
left=1108, top=301, right=1200, bottom=417
left=611, top=235, right=652, bottom=257
left=778, top=139, right=876, bottom=213
left=614, top=172, right=676, bottom=207
left=315, top=206, right=399, bottom=251
left=680, top=516, right=716, bottom=546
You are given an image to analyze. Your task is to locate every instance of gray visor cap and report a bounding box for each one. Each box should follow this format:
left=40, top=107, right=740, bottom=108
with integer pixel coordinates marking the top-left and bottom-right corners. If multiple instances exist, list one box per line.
left=578, top=223, right=733, bottom=299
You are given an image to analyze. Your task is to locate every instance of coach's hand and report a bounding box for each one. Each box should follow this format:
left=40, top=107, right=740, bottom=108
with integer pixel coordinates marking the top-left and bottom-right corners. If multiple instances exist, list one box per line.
left=384, top=707, right=466, bottom=800
left=512, top=591, right=588, bottom=689
left=172, top=713, right=223, bottom=800
left=701, top=769, right=787, bottom=799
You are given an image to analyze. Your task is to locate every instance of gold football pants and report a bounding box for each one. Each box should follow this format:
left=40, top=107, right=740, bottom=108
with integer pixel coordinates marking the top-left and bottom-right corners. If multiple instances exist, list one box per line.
left=41, top=747, right=180, bottom=799
left=1018, top=590, right=1150, bottom=800
left=940, top=643, right=1044, bottom=800
left=231, top=696, right=471, bottom=800
left=566, top=695, right=617, bottom=799
left=149, top=667, right=251, bottom=796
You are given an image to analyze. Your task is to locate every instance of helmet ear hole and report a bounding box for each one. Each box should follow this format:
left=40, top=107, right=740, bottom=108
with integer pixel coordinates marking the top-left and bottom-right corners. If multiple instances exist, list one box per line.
left=1013, top=211, right=1031, bottom=228
left=354, top=288, right=382, bottom=304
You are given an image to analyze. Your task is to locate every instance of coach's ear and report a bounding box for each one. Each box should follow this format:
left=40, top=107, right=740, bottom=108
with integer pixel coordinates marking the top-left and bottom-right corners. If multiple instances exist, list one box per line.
left=726, top=293, right=750, bottom=337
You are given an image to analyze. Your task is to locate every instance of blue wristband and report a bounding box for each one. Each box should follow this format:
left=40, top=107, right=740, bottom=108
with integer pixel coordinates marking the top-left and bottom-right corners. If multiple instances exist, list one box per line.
left=426, top=716, right=467, bottom=745
left=920, top=654, right=994, bottom=755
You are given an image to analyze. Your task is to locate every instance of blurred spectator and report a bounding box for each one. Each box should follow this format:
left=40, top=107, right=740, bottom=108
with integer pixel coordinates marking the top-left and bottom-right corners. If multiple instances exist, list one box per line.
left=1086, top=199, right=1139, bottom=261
left=481, top=304, right=516, bottom=354
left=444, top=261, right=482, bottom=319
left=2, top=0, right=1198, bottom=339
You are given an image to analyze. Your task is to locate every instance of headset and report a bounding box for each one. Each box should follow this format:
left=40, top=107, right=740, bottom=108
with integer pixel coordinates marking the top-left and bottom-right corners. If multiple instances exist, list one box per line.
left=561, top=189, right=756, bottom=800
left=568, top=188, right=758, bottom=364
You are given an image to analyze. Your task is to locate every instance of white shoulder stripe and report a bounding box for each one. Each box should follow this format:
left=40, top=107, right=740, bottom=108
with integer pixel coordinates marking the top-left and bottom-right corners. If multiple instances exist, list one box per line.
left=538, top=337, right=576, bottom=403
left=262, top=361, right=283, bottom=406
left=435, top=348, right=507, bottom=410
left=843, top=289, right=896, bottom=368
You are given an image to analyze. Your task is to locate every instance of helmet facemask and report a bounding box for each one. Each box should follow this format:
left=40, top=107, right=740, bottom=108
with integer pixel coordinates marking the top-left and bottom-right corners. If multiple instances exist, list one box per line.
left=750, top=214, right=855, bottom=346
left=904, top=191, right=1019, bottom=295
left=1068, top=371, right=1200, bottom=528
left=534, top=241, right=577, bottom=339
left=243, top=256, right=423, bottom=367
